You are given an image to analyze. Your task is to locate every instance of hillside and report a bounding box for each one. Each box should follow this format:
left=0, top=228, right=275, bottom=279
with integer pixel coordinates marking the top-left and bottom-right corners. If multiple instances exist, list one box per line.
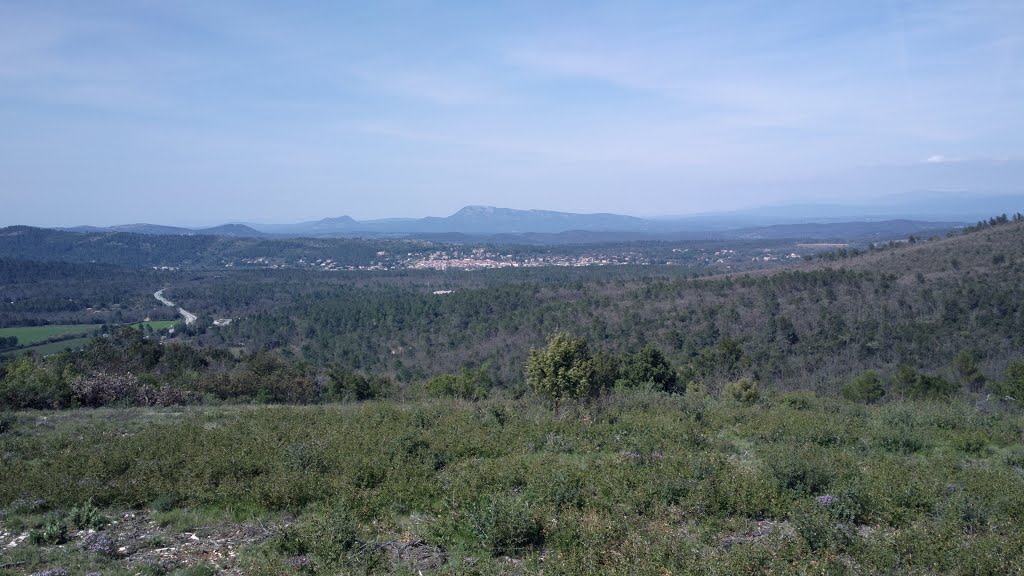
left=4, top=217, right=1023, bottom=392
left=132, top=217, right=1016, bottom=391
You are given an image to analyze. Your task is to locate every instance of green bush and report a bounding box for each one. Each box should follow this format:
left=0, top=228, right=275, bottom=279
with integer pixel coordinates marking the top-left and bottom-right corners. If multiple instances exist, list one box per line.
left=907, top=373, right=959, bottom=400
left=275, top=505, right=361, bottom=569
left=29, top=515, right=68, bottom=545
left=151, top=495, right=179, bottom=512
left=0, top=355, right=74, bottom=409
left=468, top=493, right=544, bottom=556
left=993, top=360, right=1024, bottom=401
left=842, top=370, right=885, bottom=404
left=425, top=366, right=491, bottom=400
left=69, top=499, right=109, bottom=530
left=954, top=431, right=989, bottom=455
left=527, top=332, right=596, bottom=411
left=765, top=444, right=835, bottom=495
left=723, top=377, right=759, bottom=404
left=618, top=345, right=678, bottom=392
left=791, top=499, right=854, bottom=552
left=777, top=391, right=816, bottom=410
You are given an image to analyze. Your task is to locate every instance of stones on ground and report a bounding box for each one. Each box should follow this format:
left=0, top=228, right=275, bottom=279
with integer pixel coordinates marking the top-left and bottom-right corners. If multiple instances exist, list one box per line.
left=383, top=538, right=447, bottom=571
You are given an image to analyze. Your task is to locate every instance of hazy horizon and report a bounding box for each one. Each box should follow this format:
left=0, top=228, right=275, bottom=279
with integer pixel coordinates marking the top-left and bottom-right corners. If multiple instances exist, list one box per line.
left=2, top=1, right=1022, bottom=227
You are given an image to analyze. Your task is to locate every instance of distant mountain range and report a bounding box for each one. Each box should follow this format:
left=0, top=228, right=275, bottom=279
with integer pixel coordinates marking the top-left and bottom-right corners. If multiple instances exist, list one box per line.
left=53, top=192, right=1022, bottom=241
left=65, top=223, right=271, bottom=238
left=246, top=206, right=656, bottom=236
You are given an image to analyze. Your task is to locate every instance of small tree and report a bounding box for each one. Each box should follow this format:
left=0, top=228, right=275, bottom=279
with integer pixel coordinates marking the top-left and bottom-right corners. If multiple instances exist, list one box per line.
left=620, top=345, right=678, bottom=392
left=841, top=370, right=885, bottom=404
left=526, top=333, right=595, bottom=412
left=890, top=365, right=918, bottom=400
left=426, top=366, right=492, bottom=401
left=723, top=377, right=759, bottom=404
left=953, top=351, right=986, bottom=392
left=993, top=360, right=1024, bottom=401
left=907, top=373, right=958, bottom=400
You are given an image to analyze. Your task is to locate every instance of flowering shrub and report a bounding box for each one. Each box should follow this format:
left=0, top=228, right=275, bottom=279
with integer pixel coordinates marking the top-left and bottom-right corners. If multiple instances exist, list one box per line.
left=72, top=371, right=193, bottom=407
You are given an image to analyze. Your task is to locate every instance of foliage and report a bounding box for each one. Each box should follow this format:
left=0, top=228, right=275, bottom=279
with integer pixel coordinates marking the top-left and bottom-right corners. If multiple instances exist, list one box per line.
left=0, top=355, right=75, bottom=409
left=526, top=332, right=596, bottom=410
left=326, top=368, right=394, bottom=402
left=425, top=366, right=492, bottom=400
left=618, top=344, right=678, bottom=392
left=953, top=351, right=986, bottom=392
left=993, top=359, right=1024, bottom=401
left=723, top=377, right=759, bottom=403
left=906, top=373, right=959, bottom=400
left=841, top=370, right=885, bottom=403
left=69, top=499, right=109, bottom=530
left=29, top=516, right=68, bottom=545
left=467, top=493, right=545, bottom=556
left=1, top=396, right=1023, bottom=574
left=72, top=371, right=190, bottom=407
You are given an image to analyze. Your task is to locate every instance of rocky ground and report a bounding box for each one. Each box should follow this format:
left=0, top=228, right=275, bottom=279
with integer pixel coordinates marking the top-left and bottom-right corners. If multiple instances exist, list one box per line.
left=1, top=511, right=275, bottom=575
left=1, top=509, right=454, bottom=575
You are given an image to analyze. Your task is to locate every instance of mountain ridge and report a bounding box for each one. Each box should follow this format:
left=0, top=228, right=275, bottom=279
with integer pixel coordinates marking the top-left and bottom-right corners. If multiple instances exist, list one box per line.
left=45, top=191, right=1024, bottom=239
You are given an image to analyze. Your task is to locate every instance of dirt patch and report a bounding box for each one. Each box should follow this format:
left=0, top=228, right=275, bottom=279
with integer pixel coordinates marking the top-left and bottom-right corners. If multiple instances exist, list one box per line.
left=382, top=537, right=447, bottom=572
left=719, top=519, right=795, bottom=548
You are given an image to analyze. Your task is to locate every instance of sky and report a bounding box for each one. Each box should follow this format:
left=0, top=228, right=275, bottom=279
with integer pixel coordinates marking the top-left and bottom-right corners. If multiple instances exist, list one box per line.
left=1, top=0, right=1022, bottom=227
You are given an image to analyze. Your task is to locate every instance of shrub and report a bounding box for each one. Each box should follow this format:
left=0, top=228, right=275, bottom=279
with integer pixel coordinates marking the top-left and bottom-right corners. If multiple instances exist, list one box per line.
left=953, top=351, right=986, bottom=392
left=842, top=371, right=885, bottom=404
left=327, top=369, right=395, bottom=402
left=1005, top=446, right=1024, bottom=468
left=276, top=505, right=360, bottom=568
left=425, top=366, right=491, bottom=401
left=993, top=360, right=1024, bottom=401
left=69, top=499, right=109, bottom=530
left=151, top=495, right=179, bottom=512
left=906, top=373, right=959, bottom=400
left=527, top=332, right=596, bottom=411
left=954, top=431, right=989, bottom=455
left=0, top=355, right=73, bottom=409
left=766, top=445, right=834, bottom=495
left=791, top=499, right=853, bottom=552
left=175, top=567, right=218, bottom=576
left=619, top=345, right=678, bottom=392
left=72, top=371, right=191, bottom=407
left=723, top=377, right=759, bottom=404
left=778, top=391, right=816, bottom=410
left=468, top=493, right=544, bottom=556
left=29, top=516, right=68, bottom=545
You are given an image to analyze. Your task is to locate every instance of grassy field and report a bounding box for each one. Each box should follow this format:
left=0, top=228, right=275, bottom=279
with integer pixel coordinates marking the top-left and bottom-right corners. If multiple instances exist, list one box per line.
left=1, top=392, right=1022, bottom=575
left=4, top=336, right=96, bottom=357
left=0, top=324, right=99, bottom=347
left=129, top=320, right=177, bottom=332
left=0, top=321, right=176, bottom=358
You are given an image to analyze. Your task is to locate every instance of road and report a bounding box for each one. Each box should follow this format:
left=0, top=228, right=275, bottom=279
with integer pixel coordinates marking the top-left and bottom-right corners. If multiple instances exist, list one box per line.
left=153, top=289, right=198, bottom=326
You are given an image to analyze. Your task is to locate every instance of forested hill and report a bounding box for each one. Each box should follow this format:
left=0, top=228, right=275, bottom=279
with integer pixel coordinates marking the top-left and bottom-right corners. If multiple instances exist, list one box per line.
left=173, top=216, right=1024, bottom=391
left=840, top=216, right=1024, bottom=275
left=0, top=226, right=433, bottom=269
left=3, top=216, right=1023, bottom=395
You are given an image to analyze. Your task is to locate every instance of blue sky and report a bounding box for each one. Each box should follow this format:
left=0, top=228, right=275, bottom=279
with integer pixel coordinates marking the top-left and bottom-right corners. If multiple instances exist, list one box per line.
left=1, top=0, right=1021, bottom=226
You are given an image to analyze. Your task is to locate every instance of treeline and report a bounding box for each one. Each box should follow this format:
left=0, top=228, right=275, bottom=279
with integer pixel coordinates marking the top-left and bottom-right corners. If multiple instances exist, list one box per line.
left=202, top=258, right=1024, bottom=391
left=3, top=325, right=1024, bottom=412
left=0, top=328, right=360, bottom=409
left=0, top=226, right=445, bottom=269
left=0, top=258, right=175, bottom=327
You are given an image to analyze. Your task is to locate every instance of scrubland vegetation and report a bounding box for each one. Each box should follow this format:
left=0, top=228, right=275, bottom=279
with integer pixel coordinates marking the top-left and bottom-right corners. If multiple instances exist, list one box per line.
left=3, top=391, right=1024, bottom=575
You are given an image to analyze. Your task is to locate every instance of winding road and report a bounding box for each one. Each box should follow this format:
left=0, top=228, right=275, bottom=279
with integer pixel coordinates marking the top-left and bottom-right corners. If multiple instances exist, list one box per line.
left=153, top=289, right=198, bottom=325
